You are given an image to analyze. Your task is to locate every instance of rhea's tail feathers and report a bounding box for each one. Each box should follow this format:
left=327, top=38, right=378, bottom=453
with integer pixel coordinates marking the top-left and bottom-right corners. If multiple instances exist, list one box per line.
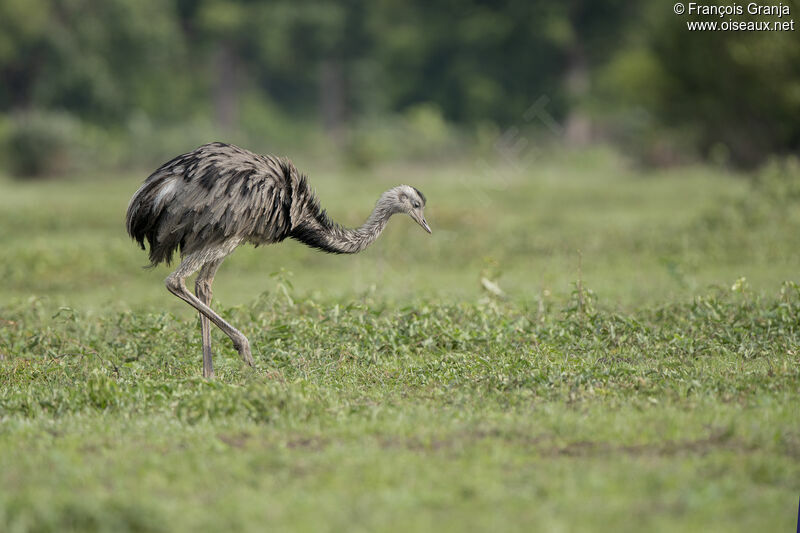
left=125, top=180, right=180, bottom=267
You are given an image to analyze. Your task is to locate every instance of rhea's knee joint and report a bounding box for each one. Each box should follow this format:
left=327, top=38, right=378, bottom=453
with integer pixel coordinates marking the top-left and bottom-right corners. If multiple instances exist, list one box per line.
left=165, top=276, right=183, bottom=293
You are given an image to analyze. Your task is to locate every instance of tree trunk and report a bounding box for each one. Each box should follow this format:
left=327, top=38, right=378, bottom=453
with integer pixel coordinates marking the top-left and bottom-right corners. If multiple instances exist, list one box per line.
left=213, top=42, right=238, bottom=131
left=564, top=43, right=591, bottom=147
left=319, top=57, right=347, bottom=143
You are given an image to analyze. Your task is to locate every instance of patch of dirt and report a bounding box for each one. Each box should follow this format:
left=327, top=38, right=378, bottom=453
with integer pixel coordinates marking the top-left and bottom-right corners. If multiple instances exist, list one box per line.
left=217, top=432, right=252, bottom=449
left=286, top=436, right=328, bottom=451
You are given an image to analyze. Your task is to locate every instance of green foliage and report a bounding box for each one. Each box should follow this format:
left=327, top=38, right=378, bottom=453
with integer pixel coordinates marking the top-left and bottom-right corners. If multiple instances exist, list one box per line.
left=344, top=104, right=462, bottom=168
left=4, top=111, right=95, bottom=177
left=1, top=286, right=799, bottom=531
left=1, top=0, right=797, bottom=172
left=18, top=0, right=188, bottom=122
left=604, top=0, right=800, bottom=166
left=1, top=285, right=799, bottom=418
left=697, top=156, right=800, bottom=238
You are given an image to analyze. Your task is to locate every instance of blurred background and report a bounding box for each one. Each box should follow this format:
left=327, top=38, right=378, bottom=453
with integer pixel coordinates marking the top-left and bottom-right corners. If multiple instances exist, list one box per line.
left=1, top=0, right=799, bottom=311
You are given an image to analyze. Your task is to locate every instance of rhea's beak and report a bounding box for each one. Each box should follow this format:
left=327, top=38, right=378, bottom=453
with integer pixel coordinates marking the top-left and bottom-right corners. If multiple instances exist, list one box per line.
left=411, top=211, right=432, bottom=234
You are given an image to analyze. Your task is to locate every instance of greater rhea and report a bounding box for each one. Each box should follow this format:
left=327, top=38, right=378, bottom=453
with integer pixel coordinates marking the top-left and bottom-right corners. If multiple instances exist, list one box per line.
left=126, top=142, right=431, bottom=378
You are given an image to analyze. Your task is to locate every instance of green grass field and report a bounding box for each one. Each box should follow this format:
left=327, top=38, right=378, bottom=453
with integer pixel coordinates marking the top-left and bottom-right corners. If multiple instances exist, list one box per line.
left=1, top=150, right=799, bottom=532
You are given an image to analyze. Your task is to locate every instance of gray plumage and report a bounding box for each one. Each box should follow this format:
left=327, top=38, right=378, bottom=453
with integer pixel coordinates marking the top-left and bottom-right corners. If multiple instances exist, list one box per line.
left=126, top=142, right=430, bottom=378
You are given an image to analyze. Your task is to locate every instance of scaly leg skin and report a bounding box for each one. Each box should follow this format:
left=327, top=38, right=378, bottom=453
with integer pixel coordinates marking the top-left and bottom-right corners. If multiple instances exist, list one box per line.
left=168, top=274, right=255, bottom=367
left=166, top=253, right=255, bottom=376
left=195, top=260, right=222, bottom=379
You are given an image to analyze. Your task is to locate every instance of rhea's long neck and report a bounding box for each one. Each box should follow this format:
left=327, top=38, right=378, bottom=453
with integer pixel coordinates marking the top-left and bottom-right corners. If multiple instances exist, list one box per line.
left=291, top=194, right=396, bottom=254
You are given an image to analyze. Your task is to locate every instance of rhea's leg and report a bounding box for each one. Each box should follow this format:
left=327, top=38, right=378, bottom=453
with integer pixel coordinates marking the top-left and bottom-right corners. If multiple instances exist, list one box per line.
left=167, top=273, right=255, bottom=367
left=195, top=260, right=222, bottom=379
left=166, top=250, right=255, bottom=374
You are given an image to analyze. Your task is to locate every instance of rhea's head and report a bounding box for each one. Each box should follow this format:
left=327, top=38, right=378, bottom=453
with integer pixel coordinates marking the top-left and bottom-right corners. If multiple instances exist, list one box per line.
left=386, top=184, right=431, bottom=234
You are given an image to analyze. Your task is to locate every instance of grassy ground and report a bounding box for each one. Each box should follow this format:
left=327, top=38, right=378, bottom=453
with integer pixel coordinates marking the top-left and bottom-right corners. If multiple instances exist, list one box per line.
left=1, top=149, right=798, bottom=311
left=1, top=149, right=799, bottom=531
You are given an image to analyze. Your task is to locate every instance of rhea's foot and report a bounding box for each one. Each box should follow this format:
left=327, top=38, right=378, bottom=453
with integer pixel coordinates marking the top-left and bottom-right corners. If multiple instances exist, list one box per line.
left=234, top=338, right=255, bottom=367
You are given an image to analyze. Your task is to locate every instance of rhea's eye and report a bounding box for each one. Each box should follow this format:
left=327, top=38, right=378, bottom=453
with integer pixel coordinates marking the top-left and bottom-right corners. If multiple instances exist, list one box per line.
left=412, top=201, right=420, bottom=208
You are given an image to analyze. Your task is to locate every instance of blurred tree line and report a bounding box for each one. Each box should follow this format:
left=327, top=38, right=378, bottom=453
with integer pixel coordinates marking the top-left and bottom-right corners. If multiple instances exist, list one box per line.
left=0, top=0, right=798, bottom=176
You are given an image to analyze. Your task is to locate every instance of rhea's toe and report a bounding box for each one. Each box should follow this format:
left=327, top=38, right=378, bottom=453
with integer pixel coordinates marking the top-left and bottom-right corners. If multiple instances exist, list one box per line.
left=233, top=339, right=254, bottom=366
left=243, top=348, right=255, bottom=367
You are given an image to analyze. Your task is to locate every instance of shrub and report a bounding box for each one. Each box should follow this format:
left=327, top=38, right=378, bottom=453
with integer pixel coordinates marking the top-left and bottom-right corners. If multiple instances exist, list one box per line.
left=4, top=111, right=87, bottom=178
left=344, top=104, right=463, bottom=168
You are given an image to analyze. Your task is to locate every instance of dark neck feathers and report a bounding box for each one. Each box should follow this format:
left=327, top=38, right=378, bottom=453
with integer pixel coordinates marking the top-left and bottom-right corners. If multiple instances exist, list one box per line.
left=290, top=190, right=398, bottom=254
